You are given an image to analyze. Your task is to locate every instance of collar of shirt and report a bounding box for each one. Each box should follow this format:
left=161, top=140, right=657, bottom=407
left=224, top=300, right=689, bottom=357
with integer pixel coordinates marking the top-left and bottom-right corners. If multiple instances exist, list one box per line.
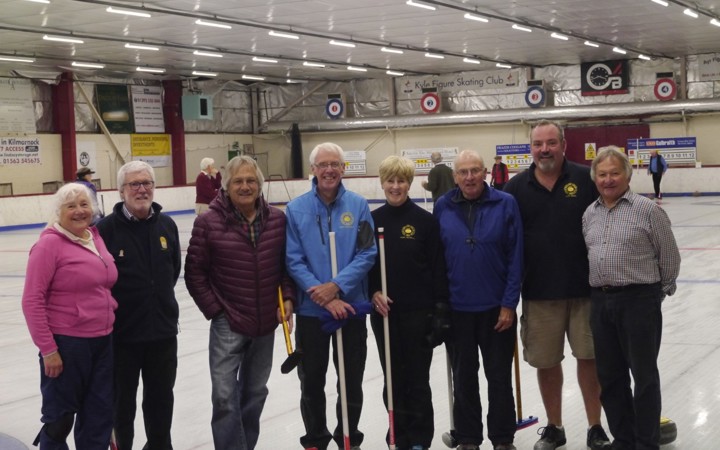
left=593, top=188, right=635, bottom=209
left=122, top=203, right=154, bottom=222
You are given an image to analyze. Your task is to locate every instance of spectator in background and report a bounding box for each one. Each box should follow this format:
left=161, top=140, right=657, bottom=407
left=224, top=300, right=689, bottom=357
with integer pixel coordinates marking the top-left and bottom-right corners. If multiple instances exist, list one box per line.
left=422, top=151, right=455, bottom=202
left=647, top=150, right=668, bottom=200
left=490, top=155, right=510, bottom=191
left=503, top=120, right=611, bottom=450
left=97, top=161, right=181, bottom=450
left=285, top=142, right=377, bottom=450
left=196, top=157, right=222, bottom=214
left=22, top=183, right=118, bottom=449
left=76, top=167, right=104, bottom=222
left=185, top=155, right=296, bottom=450
left=583, top=146, right=680, bottom=450
left=368, top=156, right=450, bottom=450
left=434, top=150, right=523, bottom=450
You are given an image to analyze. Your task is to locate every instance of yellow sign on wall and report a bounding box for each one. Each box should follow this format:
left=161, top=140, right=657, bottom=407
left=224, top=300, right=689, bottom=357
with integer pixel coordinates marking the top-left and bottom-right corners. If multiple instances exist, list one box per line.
left=131, top=134, right=171, bottom=167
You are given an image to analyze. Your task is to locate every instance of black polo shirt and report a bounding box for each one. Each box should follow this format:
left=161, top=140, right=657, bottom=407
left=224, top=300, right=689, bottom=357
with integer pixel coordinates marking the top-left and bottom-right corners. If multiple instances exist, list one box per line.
left=504, top=160, right=598, bottom=300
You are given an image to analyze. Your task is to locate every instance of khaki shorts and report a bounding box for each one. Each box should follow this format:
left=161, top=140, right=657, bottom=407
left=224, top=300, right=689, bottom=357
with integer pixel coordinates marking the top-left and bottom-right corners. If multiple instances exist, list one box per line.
left=520, top=298, right=594, bottom=368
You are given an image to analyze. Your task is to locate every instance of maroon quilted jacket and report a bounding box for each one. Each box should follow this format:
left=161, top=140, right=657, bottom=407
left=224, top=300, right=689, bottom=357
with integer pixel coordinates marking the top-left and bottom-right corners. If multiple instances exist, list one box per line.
left=185, top=191, right=296, bottom=337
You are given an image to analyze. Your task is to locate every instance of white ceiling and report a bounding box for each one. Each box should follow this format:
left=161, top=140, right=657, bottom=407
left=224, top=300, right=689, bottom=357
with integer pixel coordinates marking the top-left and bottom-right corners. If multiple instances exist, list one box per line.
left=1, top=0, right=720, bottom=83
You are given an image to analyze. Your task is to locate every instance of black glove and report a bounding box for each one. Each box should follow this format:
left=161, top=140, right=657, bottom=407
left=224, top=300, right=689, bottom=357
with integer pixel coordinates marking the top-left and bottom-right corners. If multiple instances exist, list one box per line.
left=425, top=302, right=451, bottom=348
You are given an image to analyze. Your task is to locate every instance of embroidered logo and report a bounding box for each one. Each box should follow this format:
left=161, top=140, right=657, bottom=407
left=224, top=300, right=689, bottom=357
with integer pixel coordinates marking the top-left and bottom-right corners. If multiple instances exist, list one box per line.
left=340, top=212, right=354, bottom=227
left=564, top=182, right=578, bottom=198
left=160, top=236, right=168, bottom=250
left=401, top=225, right=416, bottom=239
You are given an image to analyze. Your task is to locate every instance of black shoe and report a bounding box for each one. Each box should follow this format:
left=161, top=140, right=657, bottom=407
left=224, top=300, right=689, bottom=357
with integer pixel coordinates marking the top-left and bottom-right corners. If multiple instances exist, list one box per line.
left=534, top=424, right=567, bottom=450
left=587, top=424, right=612, bottom=449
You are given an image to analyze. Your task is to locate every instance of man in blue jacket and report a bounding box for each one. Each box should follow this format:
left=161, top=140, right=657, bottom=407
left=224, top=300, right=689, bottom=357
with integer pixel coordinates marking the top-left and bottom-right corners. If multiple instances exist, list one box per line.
left=285, top=142, right=377, bottom=450
left=434, top=150, right=523, bottom=450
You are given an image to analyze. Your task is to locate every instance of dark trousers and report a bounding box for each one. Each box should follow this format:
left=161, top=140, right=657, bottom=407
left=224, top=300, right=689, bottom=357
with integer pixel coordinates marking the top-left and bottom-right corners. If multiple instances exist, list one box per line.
left=39, top=334, right=114, bottom=450
left=651, top=172, right=663, bottom=197
left=493, top=183, right=506, bottom=191
left=296, top=316, right=367, bottom=450
left=370, top=309, right=434, bottom=449
left=114, top=337, right=177, bottom=450
left=450, top=308, right=516, bottom=447
left=590, top=284, right=663, bottom=450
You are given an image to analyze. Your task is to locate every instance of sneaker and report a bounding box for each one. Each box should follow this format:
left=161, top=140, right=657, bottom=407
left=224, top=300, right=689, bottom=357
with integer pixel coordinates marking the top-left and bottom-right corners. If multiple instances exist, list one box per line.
left=534, top=424, right=567, bottom=450
left=587, top=425, right=612, bottom=450
left=494, top=444, right=517, bottom=450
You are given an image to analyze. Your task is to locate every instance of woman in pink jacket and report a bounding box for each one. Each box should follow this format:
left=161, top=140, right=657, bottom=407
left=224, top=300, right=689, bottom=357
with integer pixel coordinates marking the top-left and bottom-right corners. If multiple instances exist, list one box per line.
left=22, top=183, right=118, bottom=450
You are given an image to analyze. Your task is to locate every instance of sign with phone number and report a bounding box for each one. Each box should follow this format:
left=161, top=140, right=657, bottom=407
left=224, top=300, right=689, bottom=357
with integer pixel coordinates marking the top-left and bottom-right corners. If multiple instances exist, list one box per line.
left=1, top=137, right=41, bottom=165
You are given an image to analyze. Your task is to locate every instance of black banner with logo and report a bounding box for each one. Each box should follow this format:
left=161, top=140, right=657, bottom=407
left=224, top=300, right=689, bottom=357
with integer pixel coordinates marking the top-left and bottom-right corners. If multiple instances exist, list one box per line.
left=580, top=60, right=629, bottom=96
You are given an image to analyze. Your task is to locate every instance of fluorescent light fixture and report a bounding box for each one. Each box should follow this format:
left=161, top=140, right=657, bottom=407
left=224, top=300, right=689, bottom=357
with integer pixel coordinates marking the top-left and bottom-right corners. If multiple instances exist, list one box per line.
left=125, top=43, right=159, bottom=51
left=0, top=56, right=35, bottom=63
left=551, top=32, right=569, bottom=40
left=303, top=61, right=325, bottom=68
left=106, top=6, right=151, bottom=18
left=464, top=13, right=489, bottom=23
left=242, top=75, right=265, bottom=81
left=329, top=40, right=356, bottom=48
left=584, top=40, right=600, bottom=48
left=43, top=35, right=84, bottom=44
left=381, top=47, right=404, bottom=54
left=268, top=30, right=299, bottom=40
left=638, top=54, right=651, bottom=61
left=463, top=57, right=481, bottom=64
left=496, top=63, right=511, bottom=68
left=347, top=66, right=367, bottom=72
left=193, top=50, right=223, bottom=58
left=512, top=24, right=532, bottom=32
left=72, top=61, right=105, bottom=69
left=192, top=70, right=217, bottom=77
left=136, top=66, right=165, bottom=73
left=612, top=47, right=627, bottom=54
left=386, top=70, right=405, bottom=76
left=195, top=19, right=232, bottom=29
left=424, top=52, right=445, bottom=59
left=25, top=0, right=50, bottom=4
left=252, top=57, right=278, bottom=63
left=651, top=0, right=669, bottom=5
left=683, top=8, right=699, bottom=18
left=286, top=79, right=303, bottom=83
left=711, top=18, right=720, bottom=27
left=406, top=0, right=436, bottom=11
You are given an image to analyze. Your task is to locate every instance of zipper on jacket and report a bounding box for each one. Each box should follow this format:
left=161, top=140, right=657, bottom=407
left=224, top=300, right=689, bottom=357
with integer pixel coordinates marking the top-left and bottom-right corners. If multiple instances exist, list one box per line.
left=316, top=215, right=325, bottom=245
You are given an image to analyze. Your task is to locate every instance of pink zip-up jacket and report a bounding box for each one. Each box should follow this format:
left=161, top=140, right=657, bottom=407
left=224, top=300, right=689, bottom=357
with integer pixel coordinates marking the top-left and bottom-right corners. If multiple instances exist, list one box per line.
left=22, top=226, right=118, bottom=356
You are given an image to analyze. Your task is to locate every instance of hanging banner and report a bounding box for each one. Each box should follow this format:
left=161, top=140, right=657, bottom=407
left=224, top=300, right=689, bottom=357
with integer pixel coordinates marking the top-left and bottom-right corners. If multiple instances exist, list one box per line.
left=0, top=78, right=36, bottom=133
left=400, top=147, right=458, bottom=174
left=400, top=69, right=520, bottom=95
left=580, top=60, right=629, bottom=96
left=0, top=136, right=41, bottom=165
left=496, top=144, right=532, bottom=170
left=96, top=84, right=133, bottom=133
left=131, top=86, right=165, bottom=133
left=626, top=137, right=697, bottom=166
left=698, top=54, right=720, bottom=81
left=131, top=134, right=171, bottom=167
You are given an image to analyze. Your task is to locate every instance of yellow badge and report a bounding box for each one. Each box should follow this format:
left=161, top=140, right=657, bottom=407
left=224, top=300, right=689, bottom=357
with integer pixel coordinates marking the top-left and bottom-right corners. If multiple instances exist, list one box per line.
left=564, top=182, right=578, bottom=198
left=401, top=225, right=416, bottom=239
left=340, top=212, right=354, bottom=227
left=160, top=236, right=168, bottom=250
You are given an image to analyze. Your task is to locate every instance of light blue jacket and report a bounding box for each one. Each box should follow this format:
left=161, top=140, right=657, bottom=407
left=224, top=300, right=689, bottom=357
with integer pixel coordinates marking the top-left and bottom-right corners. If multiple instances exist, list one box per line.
left=285, top=178, right=377, bottom=317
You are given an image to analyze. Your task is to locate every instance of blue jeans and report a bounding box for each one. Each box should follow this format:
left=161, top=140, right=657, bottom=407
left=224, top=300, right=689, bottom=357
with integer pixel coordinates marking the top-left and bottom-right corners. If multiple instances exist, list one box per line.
left=209, top=314, right=274, bottom=450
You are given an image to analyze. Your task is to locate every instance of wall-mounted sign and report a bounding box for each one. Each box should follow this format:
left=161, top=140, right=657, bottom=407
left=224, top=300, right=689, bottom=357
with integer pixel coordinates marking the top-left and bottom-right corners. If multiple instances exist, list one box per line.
left=400, top=147, right=458, bottom=174
left=653, top=78, right=677, bottom=101
left=626, top=137, right=697, bottom=166
left=400, top=69, right=520, bottom=95
left=131, top=86, right=165, bottom=132
left=496, top=144, right=531, bottom=170
left=325, top=94, right=345, bottom=119
left=343, top=150, right=366, bottom=175
left=96, top=84, right=133, bottom=133
left=525, top=86, right=546, bottom=108
left=131, top=134, right=171, bottom=167
left=0, top=136, right=41, bottom=165
left=699, top=54, right=720, bottom=81
left=580, top=60, right=629, bottom=96
left=420, top=91, right=440, bottom=114
left=0, top=78, right=36, bottom=134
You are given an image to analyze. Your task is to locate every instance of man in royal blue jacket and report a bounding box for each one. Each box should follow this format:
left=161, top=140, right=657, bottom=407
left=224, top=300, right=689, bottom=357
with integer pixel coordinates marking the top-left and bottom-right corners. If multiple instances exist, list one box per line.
left=434, top=149, right=524, bottom=450
left=285, top=142, right=377, bottom=450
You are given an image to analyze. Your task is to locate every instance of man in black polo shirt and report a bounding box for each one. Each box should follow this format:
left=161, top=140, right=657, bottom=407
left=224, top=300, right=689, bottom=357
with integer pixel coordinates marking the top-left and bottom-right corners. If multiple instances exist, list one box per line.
left=504, top=120, right=610, bottom=450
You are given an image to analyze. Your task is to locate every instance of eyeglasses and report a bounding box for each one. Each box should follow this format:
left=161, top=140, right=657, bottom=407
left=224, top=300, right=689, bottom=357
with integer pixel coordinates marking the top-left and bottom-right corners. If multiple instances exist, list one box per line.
left=314, top=161, right=343, bottom=169
left=455, top=167, right=484, bottom=178
left=123, top=181, right=155, bottom=191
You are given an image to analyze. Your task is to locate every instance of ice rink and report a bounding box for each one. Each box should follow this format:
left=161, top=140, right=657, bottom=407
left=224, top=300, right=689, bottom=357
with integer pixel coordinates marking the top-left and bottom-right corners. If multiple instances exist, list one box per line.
left=1, top=195, right=718, bottom=449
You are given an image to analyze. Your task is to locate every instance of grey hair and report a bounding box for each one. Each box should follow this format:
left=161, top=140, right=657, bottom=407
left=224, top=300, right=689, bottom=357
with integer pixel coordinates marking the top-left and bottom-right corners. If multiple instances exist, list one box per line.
left=531, top=119, right=565, bottom=142
left=591, top=146, right=633, bottom=181
left=117, top=160, right=155, bottom=190
left=46, top=183, right=98, bottom=228
left=222, top=155, right=265, bottom=190
left=200, top=157, right=215, bottom=171
left=454, top=149, right=486, bottom=171
left=309, top=142, right=345, bottom=165
left=430, top=152, right=443, bottom=164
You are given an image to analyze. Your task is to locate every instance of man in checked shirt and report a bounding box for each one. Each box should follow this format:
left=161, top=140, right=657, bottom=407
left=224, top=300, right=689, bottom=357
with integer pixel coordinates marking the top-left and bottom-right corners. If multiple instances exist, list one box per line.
left=583, top=146, right=681, bottom=450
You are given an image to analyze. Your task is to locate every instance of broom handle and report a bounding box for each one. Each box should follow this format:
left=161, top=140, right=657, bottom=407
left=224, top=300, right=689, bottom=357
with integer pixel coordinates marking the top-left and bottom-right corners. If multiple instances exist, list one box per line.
left=278, top=287, right=293, bottom=355
left=378, top=228, right=396, bottom=449
left=514, top=335, right=523, bottom=421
